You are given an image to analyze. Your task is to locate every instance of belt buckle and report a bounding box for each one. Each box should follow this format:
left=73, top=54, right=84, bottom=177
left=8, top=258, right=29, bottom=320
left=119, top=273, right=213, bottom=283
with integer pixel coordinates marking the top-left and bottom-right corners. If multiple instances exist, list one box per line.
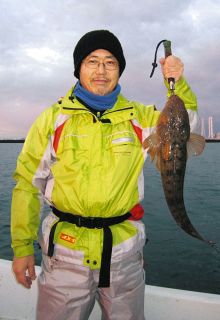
left=88, top=217, right=103, bottom=229
left=77, top=216, right=82, bottom=227
left=95, top=218, right=104, bottom=229
left=77, top=216, right=104, bottom=229
left=88, top=217, right=96, bottom=229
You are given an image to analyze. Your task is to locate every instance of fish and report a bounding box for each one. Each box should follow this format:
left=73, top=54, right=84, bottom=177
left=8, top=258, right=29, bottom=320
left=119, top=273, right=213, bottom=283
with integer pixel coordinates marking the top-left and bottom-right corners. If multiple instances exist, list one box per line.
left=143, top=94, right=212, bottom=245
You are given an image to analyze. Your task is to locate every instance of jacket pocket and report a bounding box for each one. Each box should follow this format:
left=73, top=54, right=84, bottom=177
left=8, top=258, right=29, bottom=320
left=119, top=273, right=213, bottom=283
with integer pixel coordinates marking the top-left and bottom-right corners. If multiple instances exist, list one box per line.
left=52, top=134, right=89, bottom=168
left=58, top=133, right=89, bottom=152
left=105, top=130, right=139, bottom=151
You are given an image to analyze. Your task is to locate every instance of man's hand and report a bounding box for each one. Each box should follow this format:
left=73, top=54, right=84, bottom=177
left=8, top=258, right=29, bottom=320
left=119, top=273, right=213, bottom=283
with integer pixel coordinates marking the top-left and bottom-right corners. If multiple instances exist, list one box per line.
left=159, top=55, right=184, bottom=82
left=12, top=255, right=36, bottom=289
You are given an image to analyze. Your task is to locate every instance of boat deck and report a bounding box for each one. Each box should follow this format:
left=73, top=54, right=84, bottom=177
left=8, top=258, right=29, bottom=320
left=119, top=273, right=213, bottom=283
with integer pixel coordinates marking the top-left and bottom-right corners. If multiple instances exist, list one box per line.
left=0, top=259, right=220, bottom=320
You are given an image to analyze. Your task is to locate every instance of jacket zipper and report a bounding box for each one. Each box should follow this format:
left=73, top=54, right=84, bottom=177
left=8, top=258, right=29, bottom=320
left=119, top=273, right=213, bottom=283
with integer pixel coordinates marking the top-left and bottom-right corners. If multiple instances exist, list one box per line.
left=62, top=107, right=86, bottom=110
left=105, top=107, right=133, bottom=115
left=62, top=106, right=133, bottom=122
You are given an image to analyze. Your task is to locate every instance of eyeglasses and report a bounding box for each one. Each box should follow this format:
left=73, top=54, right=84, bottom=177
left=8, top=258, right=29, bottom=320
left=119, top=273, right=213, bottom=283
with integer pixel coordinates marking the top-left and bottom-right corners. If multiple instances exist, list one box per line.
left=83, top=57, right=119, bottom=71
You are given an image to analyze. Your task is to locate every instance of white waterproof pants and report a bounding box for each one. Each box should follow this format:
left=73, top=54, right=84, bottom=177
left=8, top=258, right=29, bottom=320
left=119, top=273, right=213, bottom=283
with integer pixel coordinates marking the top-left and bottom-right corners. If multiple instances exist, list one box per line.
left=37, top=252, right=145, bottom=320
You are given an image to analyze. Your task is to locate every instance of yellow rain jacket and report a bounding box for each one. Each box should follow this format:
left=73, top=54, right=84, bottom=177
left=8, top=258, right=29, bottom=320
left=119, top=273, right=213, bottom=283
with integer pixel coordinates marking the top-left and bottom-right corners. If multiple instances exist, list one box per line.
left=11, top=77, right=199, bottom=269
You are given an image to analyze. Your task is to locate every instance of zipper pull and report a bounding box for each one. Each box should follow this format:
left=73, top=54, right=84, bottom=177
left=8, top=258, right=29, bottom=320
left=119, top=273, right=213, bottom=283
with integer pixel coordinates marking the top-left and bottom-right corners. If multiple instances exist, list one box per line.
left=97, top=111, right=101, bottom=120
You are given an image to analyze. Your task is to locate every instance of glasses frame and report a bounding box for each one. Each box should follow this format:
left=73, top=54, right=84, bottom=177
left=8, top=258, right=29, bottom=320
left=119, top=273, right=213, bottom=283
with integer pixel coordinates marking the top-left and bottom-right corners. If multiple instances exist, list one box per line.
left=83, top=57, right=119, bottom=71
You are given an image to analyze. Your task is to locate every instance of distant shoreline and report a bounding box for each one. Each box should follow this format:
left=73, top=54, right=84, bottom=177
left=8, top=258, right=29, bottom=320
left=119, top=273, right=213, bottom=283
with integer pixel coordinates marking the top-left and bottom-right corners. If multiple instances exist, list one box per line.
left=0, top=139, right=25, bottom=143
left=0, top=139, right=220, bottom=143
left=205, top=139, right=220, bottom=143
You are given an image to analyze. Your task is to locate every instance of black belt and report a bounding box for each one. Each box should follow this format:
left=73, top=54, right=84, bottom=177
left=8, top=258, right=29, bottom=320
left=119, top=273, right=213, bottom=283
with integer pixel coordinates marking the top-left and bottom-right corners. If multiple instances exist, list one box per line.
left=48, top=207, right=131, bottom=287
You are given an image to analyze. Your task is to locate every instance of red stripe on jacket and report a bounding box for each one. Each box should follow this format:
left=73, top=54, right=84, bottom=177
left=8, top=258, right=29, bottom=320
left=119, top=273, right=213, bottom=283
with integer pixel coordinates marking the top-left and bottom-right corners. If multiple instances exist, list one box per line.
left=53, top=122, right=66, bottom=153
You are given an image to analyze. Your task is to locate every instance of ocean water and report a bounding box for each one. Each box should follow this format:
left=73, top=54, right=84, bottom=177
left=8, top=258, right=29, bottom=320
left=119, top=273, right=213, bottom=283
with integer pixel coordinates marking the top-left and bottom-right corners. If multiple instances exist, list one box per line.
left=0, top=142, right=220, bottom=294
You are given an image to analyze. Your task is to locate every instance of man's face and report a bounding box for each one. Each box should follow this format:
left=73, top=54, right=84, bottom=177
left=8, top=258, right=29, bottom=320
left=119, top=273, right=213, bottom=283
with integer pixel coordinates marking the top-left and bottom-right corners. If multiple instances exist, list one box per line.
left=79, top=49, right=120, bottom=96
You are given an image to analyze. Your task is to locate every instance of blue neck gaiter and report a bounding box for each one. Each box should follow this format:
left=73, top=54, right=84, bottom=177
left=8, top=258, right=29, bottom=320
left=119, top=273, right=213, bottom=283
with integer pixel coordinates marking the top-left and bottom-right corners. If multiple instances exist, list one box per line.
left=73, top=81, right=121, bottom=111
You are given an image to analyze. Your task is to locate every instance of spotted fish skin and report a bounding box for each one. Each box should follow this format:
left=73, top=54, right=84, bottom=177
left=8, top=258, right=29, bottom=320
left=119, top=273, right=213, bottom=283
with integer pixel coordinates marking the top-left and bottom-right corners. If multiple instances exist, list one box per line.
left=143, top=95, right=206, bottom=242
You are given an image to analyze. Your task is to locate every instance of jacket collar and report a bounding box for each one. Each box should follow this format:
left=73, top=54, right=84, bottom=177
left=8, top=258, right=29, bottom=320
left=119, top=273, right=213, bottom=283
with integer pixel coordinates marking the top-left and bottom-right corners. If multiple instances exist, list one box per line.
left=60, top=87, right=135, bottom=124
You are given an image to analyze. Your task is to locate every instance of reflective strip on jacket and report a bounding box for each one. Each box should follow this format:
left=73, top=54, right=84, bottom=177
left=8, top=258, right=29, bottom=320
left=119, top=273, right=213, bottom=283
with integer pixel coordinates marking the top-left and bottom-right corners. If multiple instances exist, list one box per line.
left=11, top=77, right=200, bottom=268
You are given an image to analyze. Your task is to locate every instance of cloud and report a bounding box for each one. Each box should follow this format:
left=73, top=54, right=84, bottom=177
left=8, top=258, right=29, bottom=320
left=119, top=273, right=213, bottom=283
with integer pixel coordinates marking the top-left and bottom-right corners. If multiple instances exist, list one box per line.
left=24, top=46, right=61, bottom=64
left=0, top=0, right=220, bottom=137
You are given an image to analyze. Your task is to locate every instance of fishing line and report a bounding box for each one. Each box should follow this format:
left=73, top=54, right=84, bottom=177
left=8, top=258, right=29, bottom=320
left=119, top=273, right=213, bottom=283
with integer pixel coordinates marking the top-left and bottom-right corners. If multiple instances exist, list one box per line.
left=150, top=39, right=167, bottom=78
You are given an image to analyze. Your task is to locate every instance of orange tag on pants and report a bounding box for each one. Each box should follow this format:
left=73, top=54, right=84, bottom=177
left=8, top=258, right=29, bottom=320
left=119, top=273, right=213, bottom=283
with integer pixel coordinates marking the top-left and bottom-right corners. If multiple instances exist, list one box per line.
left=60, top=233, right=76, bottom=244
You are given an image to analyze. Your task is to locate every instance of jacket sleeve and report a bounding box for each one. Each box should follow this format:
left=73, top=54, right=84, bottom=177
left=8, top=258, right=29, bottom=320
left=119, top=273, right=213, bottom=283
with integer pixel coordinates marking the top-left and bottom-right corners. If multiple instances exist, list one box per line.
left=11, top=110, right=53, bottom=257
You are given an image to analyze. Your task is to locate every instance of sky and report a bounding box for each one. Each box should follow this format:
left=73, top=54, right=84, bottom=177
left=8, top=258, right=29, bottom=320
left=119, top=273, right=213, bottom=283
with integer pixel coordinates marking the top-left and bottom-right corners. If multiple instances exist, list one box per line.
left=0, top=0, right=220, bottom=138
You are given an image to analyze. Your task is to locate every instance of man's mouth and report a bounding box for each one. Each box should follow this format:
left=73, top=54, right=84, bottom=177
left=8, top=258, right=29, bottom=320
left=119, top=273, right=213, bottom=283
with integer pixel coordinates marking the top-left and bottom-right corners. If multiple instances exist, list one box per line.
left=93, top=78, right=108, bottom=84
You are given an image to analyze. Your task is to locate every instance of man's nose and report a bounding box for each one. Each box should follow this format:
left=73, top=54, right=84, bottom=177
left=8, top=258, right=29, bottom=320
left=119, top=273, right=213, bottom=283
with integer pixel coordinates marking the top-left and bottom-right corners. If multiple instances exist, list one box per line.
left=96, top=62, right=106, bottom=73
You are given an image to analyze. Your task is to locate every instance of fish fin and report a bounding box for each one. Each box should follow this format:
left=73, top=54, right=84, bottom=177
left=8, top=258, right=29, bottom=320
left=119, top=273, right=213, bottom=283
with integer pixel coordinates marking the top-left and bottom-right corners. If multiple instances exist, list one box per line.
left=143, top=133, right=162, bottom=171
left=143, top=132, right=157, bottom=149
left=187, top=133, right=206, bottom=157
left=156, top=151, right=162, bottom=171
left=150, top=147, right=157, bottom=162
left=143, top=133, right=159, bottom=161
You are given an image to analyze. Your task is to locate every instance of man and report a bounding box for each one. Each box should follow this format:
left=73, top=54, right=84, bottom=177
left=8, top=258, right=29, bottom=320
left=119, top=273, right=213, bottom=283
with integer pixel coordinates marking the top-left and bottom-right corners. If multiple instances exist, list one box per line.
left=11, top=30, right=199, bottom=320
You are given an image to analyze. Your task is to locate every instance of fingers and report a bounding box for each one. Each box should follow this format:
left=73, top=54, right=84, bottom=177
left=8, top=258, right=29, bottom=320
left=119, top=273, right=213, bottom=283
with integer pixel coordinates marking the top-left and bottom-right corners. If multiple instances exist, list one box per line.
left=28, top=263, right=37, bottom=281
left=159, top=55, right=184, bottom=81
left=159, top=57, right=165, bottom=65
left=13, top=264, right=32, bottom=289
left=12, top=255, right=36, bottom=289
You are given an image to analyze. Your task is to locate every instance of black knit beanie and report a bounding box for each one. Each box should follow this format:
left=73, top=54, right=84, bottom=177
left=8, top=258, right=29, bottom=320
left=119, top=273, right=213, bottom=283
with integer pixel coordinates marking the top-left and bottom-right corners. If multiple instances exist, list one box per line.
left=73, top=30, right=126, bottom=79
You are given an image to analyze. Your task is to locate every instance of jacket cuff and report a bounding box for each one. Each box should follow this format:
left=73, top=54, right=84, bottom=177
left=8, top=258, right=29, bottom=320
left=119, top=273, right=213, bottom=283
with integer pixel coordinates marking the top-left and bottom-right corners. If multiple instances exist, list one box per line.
left=164, top=76, right=187, bottom=94
left=12, top=243, right=34, bottom=257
